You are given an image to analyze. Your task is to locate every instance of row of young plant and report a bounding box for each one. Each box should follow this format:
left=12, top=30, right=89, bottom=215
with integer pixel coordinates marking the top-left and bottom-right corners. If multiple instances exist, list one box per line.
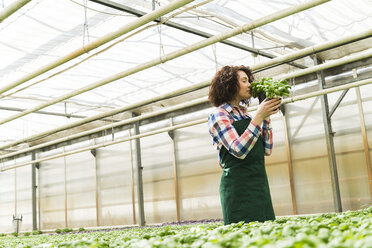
left=1, top=207, right=372, bottom=247
left=0, top=230, right=42, bottom=237
left=0, top=227, right=86, bottom=238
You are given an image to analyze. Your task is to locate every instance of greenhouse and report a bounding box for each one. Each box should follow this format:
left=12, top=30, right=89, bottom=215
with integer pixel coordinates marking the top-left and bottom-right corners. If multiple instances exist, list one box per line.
left=1, top=0, right=372, bottom=247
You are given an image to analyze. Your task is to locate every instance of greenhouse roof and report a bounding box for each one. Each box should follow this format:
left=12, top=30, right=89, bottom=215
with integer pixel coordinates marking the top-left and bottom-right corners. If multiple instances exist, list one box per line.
left=0, top=0, right=371, bottom=151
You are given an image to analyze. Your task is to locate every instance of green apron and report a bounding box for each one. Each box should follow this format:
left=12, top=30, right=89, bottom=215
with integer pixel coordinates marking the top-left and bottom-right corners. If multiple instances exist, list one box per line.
left=219, top=117, right=275, bottom=225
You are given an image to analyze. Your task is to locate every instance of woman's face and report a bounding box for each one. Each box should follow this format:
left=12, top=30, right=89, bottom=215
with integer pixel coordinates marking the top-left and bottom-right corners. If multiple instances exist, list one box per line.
left=235, top=70, right=251, bottom=101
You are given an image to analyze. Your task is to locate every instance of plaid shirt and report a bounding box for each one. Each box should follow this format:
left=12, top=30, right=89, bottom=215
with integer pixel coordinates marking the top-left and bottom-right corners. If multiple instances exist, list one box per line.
left=208, top=103, right=273, bottom=160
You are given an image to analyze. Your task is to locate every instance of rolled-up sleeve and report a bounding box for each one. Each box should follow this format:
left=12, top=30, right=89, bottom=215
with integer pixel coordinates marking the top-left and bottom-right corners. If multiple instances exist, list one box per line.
left=262, top=119, right=273, bottom=156
left=208, top=109, right=262, bottom=160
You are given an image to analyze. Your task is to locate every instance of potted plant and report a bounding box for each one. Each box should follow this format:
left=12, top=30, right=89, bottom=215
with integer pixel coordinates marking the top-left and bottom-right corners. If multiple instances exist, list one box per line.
left=251, top=77, right=291, bottom=103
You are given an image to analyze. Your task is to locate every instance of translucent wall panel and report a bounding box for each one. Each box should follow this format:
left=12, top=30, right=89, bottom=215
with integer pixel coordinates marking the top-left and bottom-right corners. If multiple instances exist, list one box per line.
left=15, top=166, right=32, bottom=231
left=140, top=132, right=177, bottom=223
left=329, top=89, right=371, bottom=210
left=0, top=170, right=15, bottom=232
left=96, top=142, right=135, bottom=226
left=39, top=157, right=66, bottom=229
left=265, top=113, right=294, bottom=216
left=65, top=151, right=96, bottom=228
left=176, top=123, right=222, bottom=221
left=287, top=96, right=334, bottom=214
left=357, top=84, right=372, bottom=205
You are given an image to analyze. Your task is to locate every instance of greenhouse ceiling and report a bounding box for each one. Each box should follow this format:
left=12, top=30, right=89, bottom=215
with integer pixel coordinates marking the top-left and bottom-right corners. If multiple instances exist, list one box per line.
left=0, top=0, right=371, bottom=153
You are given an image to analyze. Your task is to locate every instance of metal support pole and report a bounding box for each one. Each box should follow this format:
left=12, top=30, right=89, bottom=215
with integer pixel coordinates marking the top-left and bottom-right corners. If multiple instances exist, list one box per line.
left=128, top=129, right=137, bottom=224
left=328, top=89, right=349, bottom=119
left=63, top=148, right=68, bottom=227
left=282, top=106, right=297, bottom=214
left=168, top=118, right=181, bottom=221
left=38, top=165, right=41, bottom=230
left=91, top=148, right=100, bottom=226
left=316, top=58, right=342, bottom=212
left=0, top=0, right=31, bottom=23
left=355, top=87, right=372, bottom=198
left=14, top=167, right=17, bottom=216
left=31, top=152, right=38, bottom=230
left=132, top=114, right=145, bottom=226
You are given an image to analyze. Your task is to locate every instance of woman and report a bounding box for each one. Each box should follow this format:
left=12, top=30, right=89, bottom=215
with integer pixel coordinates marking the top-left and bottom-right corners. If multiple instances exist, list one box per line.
left=207, top=65, right=281, bottom=225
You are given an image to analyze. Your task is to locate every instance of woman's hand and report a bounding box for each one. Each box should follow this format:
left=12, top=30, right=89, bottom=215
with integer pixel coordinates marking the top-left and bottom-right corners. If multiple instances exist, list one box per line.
left=253, top=98, right=281, bottom=125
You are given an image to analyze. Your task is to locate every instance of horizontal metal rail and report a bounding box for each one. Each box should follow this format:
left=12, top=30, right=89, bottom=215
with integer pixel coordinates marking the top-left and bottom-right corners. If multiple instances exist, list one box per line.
left=0, top=97, right=208, bottom=160
left=0, top=0, right=331, bottom=150
left=0, top=0, right=194, bottom=94
left=0, top=0, right=31, bottom=23
left=0, top=0, right=329, bottom=127
left=1, top=77, right=372, bottom=172
left=89, top=0, right=306, bottom=68
left=0, top=37, right=371, bottom=154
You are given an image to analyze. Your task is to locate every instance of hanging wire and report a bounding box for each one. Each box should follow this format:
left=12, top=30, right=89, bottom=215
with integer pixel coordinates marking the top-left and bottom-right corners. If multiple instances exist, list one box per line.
left=287, top=56, right=296, bottom=103
left=157, top=24, right=165, bottom=62
left=69, top=0, right=131, bottom=16
left=0, top=0, right=213, bottom=103
left=251, top=32, right=257, bottom=65
left=83, top=0, right=90, bottom=52
left=111, top=116, right=115, bottom=141
left=212, top=43, right=218, bottom=72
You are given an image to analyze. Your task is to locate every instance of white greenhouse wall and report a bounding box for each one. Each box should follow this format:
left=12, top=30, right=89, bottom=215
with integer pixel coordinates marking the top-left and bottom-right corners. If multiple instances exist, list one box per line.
left=96, top=142, right=134, bottom=227
left=0, top=170, right=15, bottom=233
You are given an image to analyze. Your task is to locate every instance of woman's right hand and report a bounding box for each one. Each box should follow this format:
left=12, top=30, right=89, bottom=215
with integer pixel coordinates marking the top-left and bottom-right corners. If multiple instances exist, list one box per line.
left=253, top=98, right=281, bottom=124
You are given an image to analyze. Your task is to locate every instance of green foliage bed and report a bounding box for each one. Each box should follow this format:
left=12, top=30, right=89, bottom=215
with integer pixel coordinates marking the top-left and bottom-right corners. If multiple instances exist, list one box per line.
left=1, top=207, right=372, bottom=247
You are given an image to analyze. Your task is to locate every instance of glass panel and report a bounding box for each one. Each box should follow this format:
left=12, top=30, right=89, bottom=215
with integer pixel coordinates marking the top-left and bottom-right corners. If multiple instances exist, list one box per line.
left=330, top=89, right=371, bottom=210
left=0, top=170, right=15, bottom=232
left=96, top=141, right=134, bottom=226
left=39, top=156, right=66, bottom=230
left=15, top=166, right=32, bottom=231
left=287, top=97, right=334, bottom=214
left=266, top=113, right=294, bottom=216
left=176, top=123, right=222, bottom=220
left=140, top=132, right=177, bottom=223
left=65, top=151, right=96, bottom=228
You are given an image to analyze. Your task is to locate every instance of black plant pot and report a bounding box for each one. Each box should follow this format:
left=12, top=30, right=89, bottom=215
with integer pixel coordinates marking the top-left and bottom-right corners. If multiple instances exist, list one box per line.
left=257, top=91, right=283, bottom=113
left=257, top=91, right=266, bottom=104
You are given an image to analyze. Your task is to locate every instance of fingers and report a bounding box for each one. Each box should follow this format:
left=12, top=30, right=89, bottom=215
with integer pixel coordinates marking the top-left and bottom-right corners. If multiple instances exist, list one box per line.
left=262, top=98, right=281, bottom=115
left=257, top=98, right=282, bottom=119
left=265, top=98, right=281, bottom=105
left=263, top=98, right=281, bottom=110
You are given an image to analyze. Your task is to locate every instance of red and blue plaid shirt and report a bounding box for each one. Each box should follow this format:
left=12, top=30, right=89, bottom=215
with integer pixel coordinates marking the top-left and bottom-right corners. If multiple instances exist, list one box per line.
left=208, top=103, right=273, bottom=160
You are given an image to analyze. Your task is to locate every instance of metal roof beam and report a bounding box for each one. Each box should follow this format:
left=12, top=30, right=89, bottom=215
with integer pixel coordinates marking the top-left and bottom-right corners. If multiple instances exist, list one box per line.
left=0, top=0, right=31, bottom=23
left=0, top=0, right=195, bottom=95
left=2, top=76, right=372, bottom=172
left=6, top=23, right=372, bottom=155
left=89, top=0, right=306, bottom=69
left=0, top=0, right=330, bottom=140
left=2, top=45, right=371, bottom=160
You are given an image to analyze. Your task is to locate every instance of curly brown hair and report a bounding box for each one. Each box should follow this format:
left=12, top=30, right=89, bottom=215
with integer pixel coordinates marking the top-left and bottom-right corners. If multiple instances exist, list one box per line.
left=208, top=65, right=254, bottom=107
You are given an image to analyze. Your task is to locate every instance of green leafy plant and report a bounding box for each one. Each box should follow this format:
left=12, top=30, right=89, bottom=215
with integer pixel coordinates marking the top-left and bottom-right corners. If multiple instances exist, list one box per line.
left=32, top=230, right=42, bottom=235
left=55, top=228, right=62, bottom=234
left=23, top=232, right=31, bottom=236
left=251, top=77, right=291, bottom=99
left=0, top=233, right=6, bottom=237
left=1, top=208, right=372, bottom=247
left=11, top=232, right=18, bottom=237
left=62, top=228, right=73, bottom=233
left=78, top=227, right=85, bottom=232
